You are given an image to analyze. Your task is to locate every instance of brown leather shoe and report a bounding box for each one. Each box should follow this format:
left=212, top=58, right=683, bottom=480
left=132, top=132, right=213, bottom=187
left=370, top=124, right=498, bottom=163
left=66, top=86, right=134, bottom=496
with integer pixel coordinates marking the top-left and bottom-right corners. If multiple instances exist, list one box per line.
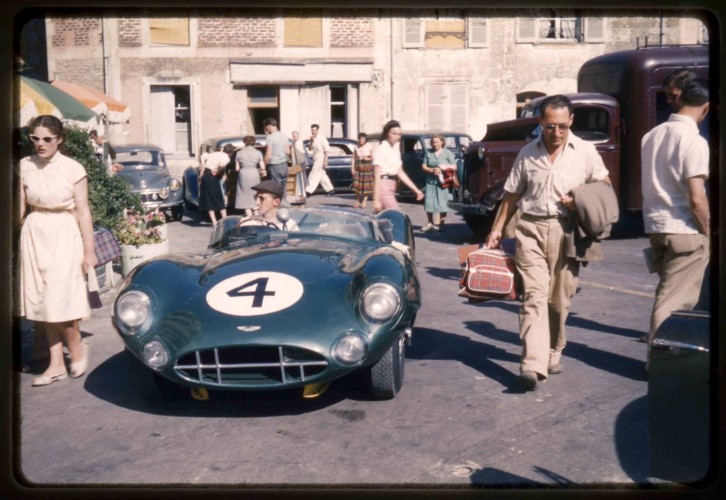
left=518, top=371, right=538, bottom=390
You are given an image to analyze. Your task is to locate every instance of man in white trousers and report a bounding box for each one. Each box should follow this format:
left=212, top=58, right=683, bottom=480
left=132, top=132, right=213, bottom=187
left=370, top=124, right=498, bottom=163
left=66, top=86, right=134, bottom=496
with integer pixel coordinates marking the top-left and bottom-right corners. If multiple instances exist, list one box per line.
left=305, top=124, right=335, bottom=197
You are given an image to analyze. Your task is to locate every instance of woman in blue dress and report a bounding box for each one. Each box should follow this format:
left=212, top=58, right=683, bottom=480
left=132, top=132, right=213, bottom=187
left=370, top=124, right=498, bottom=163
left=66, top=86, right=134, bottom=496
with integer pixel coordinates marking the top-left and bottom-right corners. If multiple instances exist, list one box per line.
left=420, top=134, right=456, bottom=232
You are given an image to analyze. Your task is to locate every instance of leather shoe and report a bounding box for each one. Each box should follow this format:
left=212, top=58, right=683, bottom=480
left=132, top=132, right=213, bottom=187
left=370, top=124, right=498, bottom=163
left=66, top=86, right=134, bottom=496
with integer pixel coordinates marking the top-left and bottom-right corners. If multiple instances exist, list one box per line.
left=324, top=190, right=336, bottom=197
left=548, top=363, right=563, bottom=374
left=70, top=343, right=89, bottom=379
left=32, top=370, right=67, bottom=387
left=518, top=371, right=538, bottom=391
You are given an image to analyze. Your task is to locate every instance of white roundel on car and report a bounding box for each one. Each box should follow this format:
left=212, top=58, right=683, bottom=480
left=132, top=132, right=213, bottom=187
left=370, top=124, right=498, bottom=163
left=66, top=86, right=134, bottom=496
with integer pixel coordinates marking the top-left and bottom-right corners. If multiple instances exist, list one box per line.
left=206, top=272, right=304, bottom=316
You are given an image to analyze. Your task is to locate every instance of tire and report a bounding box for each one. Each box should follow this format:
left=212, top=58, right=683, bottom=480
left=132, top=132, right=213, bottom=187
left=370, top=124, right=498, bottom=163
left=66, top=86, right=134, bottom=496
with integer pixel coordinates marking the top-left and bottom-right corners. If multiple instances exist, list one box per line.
left=369, top=332, right=406, bottom=400
left=170, top=205, right=184, bottom=222
left=125, top=349, right=186, bottom=402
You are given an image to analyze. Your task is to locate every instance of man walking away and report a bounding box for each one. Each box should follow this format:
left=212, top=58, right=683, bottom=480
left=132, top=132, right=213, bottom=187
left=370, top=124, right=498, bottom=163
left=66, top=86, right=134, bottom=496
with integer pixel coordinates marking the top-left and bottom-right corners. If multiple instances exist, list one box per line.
left=263, top=118, right=291, bottom=192
left=641, top=78, right=710, bottom=367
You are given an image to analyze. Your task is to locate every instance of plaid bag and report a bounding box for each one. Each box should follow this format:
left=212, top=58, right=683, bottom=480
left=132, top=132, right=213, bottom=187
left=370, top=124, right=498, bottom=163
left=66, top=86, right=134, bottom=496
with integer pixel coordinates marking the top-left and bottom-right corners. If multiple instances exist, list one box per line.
left=94, top=227, right=121, bottom=265
left=458, top=246, right=519, bottom=302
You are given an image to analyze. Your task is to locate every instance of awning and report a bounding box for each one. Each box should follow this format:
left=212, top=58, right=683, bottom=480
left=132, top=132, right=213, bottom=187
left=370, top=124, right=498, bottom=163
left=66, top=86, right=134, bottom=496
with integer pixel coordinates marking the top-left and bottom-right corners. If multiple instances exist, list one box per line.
left=51, top=79, right=130, bottom=123
left=19, top=76, right=99, bottom=129
left=229, top=59, right=374, bottom=85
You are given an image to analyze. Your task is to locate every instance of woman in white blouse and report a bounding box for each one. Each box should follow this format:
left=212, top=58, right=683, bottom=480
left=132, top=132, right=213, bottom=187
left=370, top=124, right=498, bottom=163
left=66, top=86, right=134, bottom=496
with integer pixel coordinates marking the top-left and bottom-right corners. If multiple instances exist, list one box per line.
left=372, top=120, right=424, bottom=213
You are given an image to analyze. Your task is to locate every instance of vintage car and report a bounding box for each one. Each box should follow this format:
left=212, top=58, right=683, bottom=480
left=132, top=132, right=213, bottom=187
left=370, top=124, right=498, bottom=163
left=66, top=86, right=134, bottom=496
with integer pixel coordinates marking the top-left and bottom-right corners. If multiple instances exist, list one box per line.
left=112, top=206, right=421, bottom=402
left=182, top=134, right=267, bottom=209
left=366, top=131, right=473, bottom=194
left=114, top=144, right=184, bottom=221
left=301, top=137, right=358, bottom=191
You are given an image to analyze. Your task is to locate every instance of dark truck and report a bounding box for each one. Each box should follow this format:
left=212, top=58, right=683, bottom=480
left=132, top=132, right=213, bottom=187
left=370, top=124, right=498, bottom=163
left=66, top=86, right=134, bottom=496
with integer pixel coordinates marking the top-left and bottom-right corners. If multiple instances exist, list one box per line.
left=450, top=45, right=709, bottom=236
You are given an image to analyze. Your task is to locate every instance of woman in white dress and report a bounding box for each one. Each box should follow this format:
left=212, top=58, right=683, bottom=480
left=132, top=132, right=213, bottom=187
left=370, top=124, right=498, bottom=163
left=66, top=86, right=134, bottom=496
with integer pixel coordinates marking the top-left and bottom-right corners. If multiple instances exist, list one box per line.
left=372, top=120, right=424, bottom=213
left=18, top=115, right=97, bottom=386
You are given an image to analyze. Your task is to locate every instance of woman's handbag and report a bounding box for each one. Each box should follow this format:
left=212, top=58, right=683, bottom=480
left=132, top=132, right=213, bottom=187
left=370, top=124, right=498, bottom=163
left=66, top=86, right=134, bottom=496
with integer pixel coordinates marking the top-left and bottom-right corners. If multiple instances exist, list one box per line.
left=438, top=165, right=460, bottom=189
left=93, top=227, right=122, bottom=265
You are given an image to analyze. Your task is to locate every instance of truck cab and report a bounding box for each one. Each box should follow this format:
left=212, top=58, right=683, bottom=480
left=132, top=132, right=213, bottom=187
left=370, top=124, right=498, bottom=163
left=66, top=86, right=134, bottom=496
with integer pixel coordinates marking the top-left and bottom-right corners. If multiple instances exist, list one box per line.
left=452, top=44, right=709, bottom=236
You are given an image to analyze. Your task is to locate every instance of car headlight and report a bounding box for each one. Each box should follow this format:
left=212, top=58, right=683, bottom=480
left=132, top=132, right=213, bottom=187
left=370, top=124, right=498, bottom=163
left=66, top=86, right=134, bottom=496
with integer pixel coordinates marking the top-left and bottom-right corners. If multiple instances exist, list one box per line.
left=159, top=187, right=169, bottom=200
left=115, top=290, right=151, bottom=334
left=169, top=178, right=181, bottom=191
left=142, top=340, right=170, bottom=370
left=360, top=282, right=401, bottom=322
left=332, top=331, right=368, bottom=366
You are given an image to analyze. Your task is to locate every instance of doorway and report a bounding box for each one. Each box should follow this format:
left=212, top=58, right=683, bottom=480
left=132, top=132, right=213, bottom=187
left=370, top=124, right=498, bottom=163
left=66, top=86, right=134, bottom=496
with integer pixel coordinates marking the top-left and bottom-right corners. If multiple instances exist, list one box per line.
left=248, top=87, right=280, bottom=134
left=149, top=85, right=192, bottom=155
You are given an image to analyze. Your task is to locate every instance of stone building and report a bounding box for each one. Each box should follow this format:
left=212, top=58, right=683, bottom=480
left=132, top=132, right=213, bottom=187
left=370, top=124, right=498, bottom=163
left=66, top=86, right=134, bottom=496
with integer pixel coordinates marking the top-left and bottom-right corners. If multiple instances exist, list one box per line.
left=41, top=8, right=708, bottom=173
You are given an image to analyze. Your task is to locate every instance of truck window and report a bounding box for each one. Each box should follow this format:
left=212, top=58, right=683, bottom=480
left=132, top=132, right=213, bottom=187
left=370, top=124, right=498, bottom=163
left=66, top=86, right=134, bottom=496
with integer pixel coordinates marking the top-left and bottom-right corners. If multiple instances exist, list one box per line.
left=572, top=108, right=610, bottom=141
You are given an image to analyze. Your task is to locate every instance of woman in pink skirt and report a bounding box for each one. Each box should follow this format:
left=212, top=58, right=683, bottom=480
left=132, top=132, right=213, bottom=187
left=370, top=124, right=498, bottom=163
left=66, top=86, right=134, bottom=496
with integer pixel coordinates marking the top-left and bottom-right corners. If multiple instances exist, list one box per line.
left=372, top=120, right=423, bottom=213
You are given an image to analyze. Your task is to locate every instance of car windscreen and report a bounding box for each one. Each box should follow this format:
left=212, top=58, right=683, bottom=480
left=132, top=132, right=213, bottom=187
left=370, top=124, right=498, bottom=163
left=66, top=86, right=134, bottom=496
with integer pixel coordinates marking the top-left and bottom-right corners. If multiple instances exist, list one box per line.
left=115, top=150, right=165, bottom=169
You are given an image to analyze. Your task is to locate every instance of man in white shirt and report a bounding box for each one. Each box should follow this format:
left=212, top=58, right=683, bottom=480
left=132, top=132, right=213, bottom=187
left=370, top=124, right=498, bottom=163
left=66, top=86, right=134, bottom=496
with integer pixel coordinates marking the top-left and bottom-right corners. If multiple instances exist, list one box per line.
left=484, top=95, right=611, bottom=391
left=305, top=124, right=335, bottom=197
left=640, top=78, right=710, bottom=355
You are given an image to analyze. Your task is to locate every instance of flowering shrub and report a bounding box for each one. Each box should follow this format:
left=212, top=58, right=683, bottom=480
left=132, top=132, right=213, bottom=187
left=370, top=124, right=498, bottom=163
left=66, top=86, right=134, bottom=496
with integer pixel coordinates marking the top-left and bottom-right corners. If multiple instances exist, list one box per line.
left=114, top=209, right=166, bottom=247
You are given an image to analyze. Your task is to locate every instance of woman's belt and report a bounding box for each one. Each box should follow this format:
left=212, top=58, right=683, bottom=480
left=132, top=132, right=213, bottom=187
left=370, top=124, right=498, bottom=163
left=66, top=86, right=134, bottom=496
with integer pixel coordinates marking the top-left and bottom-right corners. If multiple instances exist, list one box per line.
left=380, top=174, right=398, bottom=180
left=32, top=206, right=72, bottom=213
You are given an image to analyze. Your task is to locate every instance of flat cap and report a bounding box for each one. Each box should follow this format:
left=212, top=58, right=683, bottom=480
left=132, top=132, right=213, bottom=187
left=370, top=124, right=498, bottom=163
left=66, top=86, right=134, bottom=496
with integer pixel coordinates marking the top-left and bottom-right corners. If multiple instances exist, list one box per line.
left=252, top=179, right=284, bottom=198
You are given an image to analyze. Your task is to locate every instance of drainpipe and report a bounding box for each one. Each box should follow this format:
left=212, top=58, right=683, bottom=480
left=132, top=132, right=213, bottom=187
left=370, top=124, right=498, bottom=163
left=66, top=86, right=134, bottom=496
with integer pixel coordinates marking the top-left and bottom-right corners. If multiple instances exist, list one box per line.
left=390, top=16, right=394, bottom=119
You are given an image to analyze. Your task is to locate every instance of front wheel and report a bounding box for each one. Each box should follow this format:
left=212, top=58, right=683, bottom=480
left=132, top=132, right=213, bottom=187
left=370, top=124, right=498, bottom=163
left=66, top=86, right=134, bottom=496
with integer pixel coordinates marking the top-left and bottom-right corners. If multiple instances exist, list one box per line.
left=369, top=332, right=406, bottom=400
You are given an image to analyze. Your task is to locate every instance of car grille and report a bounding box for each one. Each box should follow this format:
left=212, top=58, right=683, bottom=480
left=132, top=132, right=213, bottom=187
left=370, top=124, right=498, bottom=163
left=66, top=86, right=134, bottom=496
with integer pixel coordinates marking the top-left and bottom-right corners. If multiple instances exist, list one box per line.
left=139, top=192, right=161, bottom=203
left=174, top=346, right=328, bottom=387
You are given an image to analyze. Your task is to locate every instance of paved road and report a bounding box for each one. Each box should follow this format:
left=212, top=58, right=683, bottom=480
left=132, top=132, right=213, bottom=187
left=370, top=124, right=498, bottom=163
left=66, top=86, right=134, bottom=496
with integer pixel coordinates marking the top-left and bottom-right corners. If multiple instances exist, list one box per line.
left=17, top=191, right=666, bottom=489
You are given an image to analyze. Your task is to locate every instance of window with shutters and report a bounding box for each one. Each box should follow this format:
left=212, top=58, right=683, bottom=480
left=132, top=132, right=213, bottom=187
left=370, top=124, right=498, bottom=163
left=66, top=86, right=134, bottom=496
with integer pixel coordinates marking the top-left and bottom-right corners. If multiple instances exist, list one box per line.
left=284, top=10, right=323, bottom=47
left=516, top=10, right=602, bottom=44
left=425, top=83, right=468, bottom=131
left=402, top=13, right=488, bottom=49
left=149, top=18, right=190, bottom=46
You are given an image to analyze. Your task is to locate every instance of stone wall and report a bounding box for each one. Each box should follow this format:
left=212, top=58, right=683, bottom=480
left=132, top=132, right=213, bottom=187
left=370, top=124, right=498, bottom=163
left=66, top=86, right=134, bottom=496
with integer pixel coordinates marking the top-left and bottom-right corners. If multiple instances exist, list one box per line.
left=50, top=17, right=101, bottom=47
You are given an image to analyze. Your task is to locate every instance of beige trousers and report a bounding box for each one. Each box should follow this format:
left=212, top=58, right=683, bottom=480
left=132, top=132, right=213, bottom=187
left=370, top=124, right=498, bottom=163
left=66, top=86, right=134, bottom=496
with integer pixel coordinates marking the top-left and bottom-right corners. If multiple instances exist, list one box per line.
left=515, top=214, right=579, bottom=379
left=647, top=233, right=709, bottom=342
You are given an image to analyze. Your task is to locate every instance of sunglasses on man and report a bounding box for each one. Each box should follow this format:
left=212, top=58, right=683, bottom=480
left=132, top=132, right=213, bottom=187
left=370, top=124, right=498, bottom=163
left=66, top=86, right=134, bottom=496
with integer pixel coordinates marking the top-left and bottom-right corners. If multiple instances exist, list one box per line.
left=29, top=134, right=58, bottom=144
left=542, top=124, right=570, bottom=132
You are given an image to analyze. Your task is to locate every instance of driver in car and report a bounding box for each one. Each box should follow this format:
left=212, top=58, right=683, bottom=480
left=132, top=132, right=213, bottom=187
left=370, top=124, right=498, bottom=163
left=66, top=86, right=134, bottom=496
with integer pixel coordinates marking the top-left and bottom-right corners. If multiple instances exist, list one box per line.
left=247, top=180, right=299, bottom=231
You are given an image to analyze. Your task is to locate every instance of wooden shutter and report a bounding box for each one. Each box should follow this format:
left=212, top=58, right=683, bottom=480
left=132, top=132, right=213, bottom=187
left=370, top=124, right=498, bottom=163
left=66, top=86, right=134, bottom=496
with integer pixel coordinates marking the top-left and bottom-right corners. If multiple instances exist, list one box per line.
left=284, top=12, right=322, bottom=47
left=516, top=17, right=537, bottom=43
left=467, top=17, right=488, bottom=48
left=149, top=18, right=189, bottom=46
left=403, top=18, right=424, bottom=48
left=584, top=17, right=605, bottom=43
left=449, top=85, right=468, bottom=132
left=426, top=84, right=446, bottom=130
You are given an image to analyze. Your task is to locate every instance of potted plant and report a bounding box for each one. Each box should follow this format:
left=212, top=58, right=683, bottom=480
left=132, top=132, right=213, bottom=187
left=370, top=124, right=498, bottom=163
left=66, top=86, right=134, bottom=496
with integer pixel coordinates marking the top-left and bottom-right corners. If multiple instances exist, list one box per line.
left=115, top=208, right=170, bottom=276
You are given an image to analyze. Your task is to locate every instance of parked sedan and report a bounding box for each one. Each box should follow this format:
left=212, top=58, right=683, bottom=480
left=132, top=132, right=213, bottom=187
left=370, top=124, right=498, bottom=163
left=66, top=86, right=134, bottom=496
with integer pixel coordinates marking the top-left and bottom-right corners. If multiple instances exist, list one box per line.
left=112, top=206, right=420, bottom=402
left=183, top=135, right=267, bottom=209
left=114, top=144, right=184, bottom=221
left=302, top=137, right=357, bottom=192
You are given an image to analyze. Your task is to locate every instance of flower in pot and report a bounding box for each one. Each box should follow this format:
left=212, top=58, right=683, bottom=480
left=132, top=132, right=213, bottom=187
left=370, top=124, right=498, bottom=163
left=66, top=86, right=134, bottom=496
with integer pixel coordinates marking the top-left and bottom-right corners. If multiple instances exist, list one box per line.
left=115, top=209, right=169, bottom=276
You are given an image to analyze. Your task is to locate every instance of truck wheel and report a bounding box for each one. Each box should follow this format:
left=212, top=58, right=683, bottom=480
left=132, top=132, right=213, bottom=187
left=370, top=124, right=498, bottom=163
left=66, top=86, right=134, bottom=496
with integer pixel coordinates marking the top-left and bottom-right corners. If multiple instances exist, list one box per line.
left=369, top=332, right=406, bottom=400
left=126, top=349, right=186, bottom=402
